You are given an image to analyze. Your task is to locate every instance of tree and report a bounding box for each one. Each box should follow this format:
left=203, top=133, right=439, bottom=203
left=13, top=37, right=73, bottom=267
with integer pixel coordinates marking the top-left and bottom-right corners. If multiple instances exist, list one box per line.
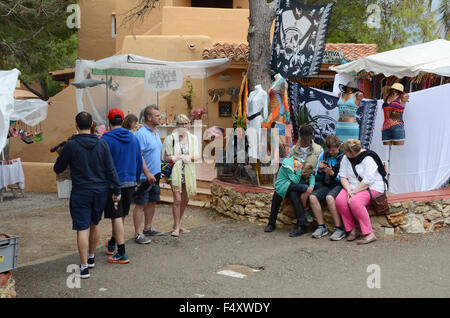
left=0, top=0, right=78, bottom=100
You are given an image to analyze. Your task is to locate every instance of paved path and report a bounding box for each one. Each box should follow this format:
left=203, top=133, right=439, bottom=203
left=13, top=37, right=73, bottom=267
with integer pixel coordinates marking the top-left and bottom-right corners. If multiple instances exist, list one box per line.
left=13, top=219, right=450, bottom=298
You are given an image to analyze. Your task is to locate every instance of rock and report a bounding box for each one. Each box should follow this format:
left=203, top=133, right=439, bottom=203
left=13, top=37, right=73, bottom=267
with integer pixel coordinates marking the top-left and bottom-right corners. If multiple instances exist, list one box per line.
left=430, top=200, right=443, bottom=212
left=414, top=205, right=430, bottom=214
left=221, top=195, right=232, bottom=209
left=442, top=205, right=450, bottom=218
left=443, top=198, right=450, bottom=205
left=232, top=205, right=245, bottom=215
left=423, top=221, right=431, bottom=232
left=386, top=210, right=407, bottom=226
left=404, top=214, right=426, bottom=234
left=444, top=217, right=450, bottom=225
left=280, top=202, right=296, bottom=219
left=431, top=221, right=445, bottom=232
left=384, top=227, right=395, bottom=235
left=424, top=209, right=442, bottom=221
left=370, top=215, right=390, bottom=230
left=394, top=226, right=404, bottom=234
left=278, top=213, right=295, bottom=225
left=233, top=193, right=247, bottom=206
left=255, top=200, right=265, bottom=208
left=391, top=202, right=402, bottom=208
left=402, top=201, right=412, bottom=210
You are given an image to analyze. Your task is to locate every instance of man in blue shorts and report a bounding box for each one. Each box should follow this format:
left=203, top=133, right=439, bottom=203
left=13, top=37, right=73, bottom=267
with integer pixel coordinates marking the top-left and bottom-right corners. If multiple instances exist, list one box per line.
left=132, top=104, right=164, bottom=244
left=54, top=112, right=121, bottom=279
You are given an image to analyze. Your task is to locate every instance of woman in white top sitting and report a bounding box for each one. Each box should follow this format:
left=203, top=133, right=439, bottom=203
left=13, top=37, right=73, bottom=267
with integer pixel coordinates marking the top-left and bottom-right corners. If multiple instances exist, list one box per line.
left=336, top=139, right=387, bottom=244
left=163, top=114, right=200, bottom=237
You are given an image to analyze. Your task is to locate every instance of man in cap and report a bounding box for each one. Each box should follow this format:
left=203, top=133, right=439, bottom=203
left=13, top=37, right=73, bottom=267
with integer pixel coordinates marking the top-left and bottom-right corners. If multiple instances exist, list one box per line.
left=102, top=108, right=143, bottom=263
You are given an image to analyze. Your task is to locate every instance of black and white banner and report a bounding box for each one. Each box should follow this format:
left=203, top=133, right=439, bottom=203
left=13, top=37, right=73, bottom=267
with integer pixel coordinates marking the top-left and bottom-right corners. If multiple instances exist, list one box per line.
left=271, top=0, right=334, bottom=78
left=287, top=82, right=378, bottom=150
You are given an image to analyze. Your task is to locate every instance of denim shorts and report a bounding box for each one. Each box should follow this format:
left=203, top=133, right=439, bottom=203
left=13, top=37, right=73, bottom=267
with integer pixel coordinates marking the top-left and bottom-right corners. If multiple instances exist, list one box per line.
left=69, top=188, right=108, bottom=231
left=311, top=184, right=342, bottom=201
left=133, top=181, right=160, bottom=205
left=382, top=123, right=405, bottom=142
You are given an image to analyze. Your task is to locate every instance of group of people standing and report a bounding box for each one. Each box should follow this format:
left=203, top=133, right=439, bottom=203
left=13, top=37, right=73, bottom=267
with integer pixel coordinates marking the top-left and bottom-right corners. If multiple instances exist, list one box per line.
left=54, top=105, right=199, bottom=279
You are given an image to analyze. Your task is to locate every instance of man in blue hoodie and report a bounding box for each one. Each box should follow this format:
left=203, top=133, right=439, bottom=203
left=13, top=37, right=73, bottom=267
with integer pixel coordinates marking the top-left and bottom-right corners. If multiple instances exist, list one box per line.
left=102, top=109, right=142, bottom=264
left=54, top=111, right=121, bottom=279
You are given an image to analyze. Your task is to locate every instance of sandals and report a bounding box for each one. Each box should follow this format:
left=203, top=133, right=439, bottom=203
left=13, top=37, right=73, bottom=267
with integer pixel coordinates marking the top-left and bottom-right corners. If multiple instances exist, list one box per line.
left=171, top=230, right=179, bottom=237
left=179, top=228, right=190, bottom=233
left=346, top=231, right=357, bottom=241
left=356, top=235, right=377, bottom=245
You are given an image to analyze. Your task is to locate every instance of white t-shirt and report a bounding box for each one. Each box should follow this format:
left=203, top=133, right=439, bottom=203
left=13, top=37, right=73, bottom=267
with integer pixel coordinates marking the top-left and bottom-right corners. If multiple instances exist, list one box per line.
left=338, top=155, right=385, bottom=193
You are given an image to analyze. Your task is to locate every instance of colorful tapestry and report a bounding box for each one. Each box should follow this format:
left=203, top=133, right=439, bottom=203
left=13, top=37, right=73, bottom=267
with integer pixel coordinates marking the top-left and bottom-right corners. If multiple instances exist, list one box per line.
left=287, top=82, right=378, bottom=149
left=271, top=0, right=334, bottom=78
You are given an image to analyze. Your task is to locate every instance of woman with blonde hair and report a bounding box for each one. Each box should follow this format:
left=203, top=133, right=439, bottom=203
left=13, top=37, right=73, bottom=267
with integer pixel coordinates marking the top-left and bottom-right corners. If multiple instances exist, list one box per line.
left=163, top=114, right=200, bottom=237
left=335, top=139, right=387, bottom=244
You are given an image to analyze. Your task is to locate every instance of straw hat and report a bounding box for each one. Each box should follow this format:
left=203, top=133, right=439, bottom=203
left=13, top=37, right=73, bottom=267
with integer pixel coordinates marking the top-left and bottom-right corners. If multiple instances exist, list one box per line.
left=390, top=83, right=404, bottom=93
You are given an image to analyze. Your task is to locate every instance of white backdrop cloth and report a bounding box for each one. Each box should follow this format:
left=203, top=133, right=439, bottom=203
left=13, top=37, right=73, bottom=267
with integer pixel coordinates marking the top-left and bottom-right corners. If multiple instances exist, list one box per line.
left=0, top=158, right=25, bottom=189
left=370, top=83, right=450, bottom=194
left=0, top=69, right=20, bottom=152
left=75, top=54, right=231, bottom=125
left=11, top=99, right=48, bottom=126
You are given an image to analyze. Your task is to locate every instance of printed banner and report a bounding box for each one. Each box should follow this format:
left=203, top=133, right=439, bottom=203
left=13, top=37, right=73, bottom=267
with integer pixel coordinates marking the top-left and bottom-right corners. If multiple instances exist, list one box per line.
left=144, top=68, right=184, bottom=92
left=271, top=0, right=334, bottom=78
left=287, top=82, right=378, bottom=149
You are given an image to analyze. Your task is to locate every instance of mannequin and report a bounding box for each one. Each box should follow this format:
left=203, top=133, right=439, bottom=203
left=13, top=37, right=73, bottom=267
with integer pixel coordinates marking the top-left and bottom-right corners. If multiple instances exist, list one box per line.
left=246, top=84, right=268, bottom=160
left=382, top=83, right=409, bottom=146
left=262, top=74, right=290, bottom=129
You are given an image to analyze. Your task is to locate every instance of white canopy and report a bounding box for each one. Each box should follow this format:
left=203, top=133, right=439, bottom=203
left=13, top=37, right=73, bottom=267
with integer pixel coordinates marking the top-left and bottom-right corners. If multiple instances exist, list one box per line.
left=329, top=39, right=450, bottom=78
left=75, top=54, right=231, bottom=125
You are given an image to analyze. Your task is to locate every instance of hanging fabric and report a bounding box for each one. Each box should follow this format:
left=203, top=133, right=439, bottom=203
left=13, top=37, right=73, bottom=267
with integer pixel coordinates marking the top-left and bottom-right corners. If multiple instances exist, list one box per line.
left=270, top=0, right=335, bottom=78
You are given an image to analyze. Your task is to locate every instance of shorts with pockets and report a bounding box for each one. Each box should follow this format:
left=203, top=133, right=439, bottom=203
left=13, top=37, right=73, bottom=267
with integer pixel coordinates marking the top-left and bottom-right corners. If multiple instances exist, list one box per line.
left=69, top=187, right=108, bottom=231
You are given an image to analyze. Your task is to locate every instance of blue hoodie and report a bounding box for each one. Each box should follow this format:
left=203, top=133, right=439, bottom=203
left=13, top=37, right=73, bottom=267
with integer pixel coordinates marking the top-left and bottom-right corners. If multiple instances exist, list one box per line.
left=101, top=128, right=143, bottom=186
left=53, top=134, right=121, bottom=195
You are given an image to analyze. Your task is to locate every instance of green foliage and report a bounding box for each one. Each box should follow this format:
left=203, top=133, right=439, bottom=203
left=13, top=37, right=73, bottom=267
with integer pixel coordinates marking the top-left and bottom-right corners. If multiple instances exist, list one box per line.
left=296, top=104, right=319, bottom=127
left=0, top=0, right=78, bottom=99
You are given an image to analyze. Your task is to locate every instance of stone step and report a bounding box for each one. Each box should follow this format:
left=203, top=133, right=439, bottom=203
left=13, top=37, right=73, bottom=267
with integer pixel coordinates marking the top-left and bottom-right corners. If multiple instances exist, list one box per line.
left=159, top=195, right=211, bottom=208
left=159, top=182, right=212, bottom=202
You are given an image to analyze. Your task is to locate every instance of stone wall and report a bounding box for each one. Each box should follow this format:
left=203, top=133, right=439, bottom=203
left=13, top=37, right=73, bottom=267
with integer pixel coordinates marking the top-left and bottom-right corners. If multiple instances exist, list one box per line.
left=211, top=179, right=450, bottom=234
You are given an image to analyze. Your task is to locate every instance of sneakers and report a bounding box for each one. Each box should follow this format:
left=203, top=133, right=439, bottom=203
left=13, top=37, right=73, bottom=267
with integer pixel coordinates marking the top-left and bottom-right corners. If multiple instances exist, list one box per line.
left=108, top=252, right=130, bottom=264
left=134, top=233, right=151, bottom=244
left=87, top=256, right=95, bottom=268
left=77, top=266, right=90, bottom=279
left=264, top=223, right=276, bottom=232
left=289, top=226, right=305, bottom=237
left=330, top=227, right=347, bottom=241
left=312, top=225, right=329, bottom=238
left=143, top=227, right=164, bottom=236
left=105, top=239, right=115, bottom=255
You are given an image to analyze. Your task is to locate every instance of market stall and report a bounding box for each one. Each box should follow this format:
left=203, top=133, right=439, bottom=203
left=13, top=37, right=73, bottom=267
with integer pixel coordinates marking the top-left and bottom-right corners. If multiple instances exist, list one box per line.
left=0, top=69, right=49, bottom=201
left=328, top=39, right=450, bottom=194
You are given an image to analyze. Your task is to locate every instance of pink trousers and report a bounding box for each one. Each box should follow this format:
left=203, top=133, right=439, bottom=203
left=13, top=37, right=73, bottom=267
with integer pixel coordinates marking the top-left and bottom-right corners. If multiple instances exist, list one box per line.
left=335, top=188, right=380, bottom=235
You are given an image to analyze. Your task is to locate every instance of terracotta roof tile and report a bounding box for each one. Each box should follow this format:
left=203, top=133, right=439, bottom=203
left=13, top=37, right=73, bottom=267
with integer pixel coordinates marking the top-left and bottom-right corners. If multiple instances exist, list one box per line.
left=202, top=43, right=377, bottom=62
